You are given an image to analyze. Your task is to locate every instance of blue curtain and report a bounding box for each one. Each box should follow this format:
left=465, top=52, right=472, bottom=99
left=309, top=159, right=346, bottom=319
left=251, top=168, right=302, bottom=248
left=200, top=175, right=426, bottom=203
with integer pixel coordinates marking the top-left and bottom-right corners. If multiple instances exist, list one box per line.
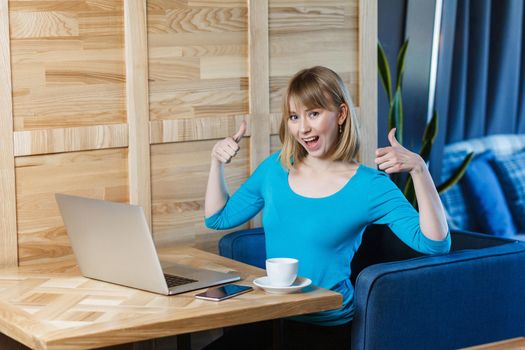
left=431, top=0, right=525, bottom=177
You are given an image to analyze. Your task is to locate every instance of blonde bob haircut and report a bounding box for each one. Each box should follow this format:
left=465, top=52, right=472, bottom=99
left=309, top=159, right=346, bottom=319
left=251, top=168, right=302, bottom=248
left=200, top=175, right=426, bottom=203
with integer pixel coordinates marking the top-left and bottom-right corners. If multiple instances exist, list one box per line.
left=279, top=66, right=361, bottom=170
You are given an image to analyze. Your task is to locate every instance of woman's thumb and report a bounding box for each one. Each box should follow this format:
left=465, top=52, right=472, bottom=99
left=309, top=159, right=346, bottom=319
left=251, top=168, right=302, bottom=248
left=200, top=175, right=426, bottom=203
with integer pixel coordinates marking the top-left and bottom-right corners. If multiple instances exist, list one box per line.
left=388, top=128, right=399, bottom=146
left=232, top=120, right=247, bottom=142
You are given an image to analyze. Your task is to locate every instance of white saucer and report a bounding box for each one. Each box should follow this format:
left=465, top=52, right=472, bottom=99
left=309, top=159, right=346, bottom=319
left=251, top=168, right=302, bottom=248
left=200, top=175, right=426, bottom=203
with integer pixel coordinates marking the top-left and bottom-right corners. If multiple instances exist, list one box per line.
left=253, top=276, right=312, bottom=294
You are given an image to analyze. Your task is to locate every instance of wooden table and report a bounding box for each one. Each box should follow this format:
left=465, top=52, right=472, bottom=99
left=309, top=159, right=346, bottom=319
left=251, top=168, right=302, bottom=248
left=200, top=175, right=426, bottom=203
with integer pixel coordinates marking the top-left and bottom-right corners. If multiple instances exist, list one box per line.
left=461, top=337, right=525, bottom=350
left=0, top=247, right=342, bottom=350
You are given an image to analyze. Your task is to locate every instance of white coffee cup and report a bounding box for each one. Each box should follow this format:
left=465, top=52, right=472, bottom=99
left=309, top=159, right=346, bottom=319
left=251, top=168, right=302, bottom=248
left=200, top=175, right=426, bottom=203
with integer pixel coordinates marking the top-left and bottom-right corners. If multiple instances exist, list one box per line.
left=265, top=258, right=298, bottom=287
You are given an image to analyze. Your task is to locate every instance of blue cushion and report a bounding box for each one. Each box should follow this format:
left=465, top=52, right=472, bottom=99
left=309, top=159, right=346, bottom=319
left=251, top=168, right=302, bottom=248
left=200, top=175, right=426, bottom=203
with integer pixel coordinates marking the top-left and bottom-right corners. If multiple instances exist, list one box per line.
left=440, top=135, right=525, bottom=231
left=492, top=150, right=525, bottom=231
left=440, top=149, right=476, bottom=230
left=462, top=151, right=516, bottom=237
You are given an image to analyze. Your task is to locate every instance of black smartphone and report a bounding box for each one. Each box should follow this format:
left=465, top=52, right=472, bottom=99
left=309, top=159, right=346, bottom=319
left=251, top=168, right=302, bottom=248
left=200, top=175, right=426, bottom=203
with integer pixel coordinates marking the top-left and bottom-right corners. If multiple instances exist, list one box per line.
left=194, top=284, right=253, bottom=301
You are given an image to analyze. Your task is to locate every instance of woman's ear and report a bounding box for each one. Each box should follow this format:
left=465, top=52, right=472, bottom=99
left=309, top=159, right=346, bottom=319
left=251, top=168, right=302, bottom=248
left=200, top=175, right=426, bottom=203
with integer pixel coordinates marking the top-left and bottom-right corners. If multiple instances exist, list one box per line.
left=338, top=103, right=348, bottom=125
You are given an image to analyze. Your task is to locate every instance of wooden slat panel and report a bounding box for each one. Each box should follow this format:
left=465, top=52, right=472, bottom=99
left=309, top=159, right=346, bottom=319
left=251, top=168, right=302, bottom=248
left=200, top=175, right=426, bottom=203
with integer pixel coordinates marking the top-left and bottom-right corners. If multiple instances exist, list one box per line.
left=147, top=1, right=249, bottom=121
left=10, top=11, right=79, bottom=39
left=0, top=0, right=18, bottom=268
left=151, top=139, right=250, bottom=253
left=149, top=115, right=251, bottom=144
left=125, top=0, right=152, bottom=226
left=9, top=0, right=126, bottom=131
left=358, top=0, right=377, bottom=165
left=147, top=1, right=250, bottom=252
left=269, top=0, right=358, bottom=113
left=15, top=149, right=129, bottom=266
left=269, top=112, right=281, bottom=135
left=248, top=0, right=270, bottom=228
left=13, top=124, right=128, bottom=157
left=270, top=134, right=282, bottom=154
left=3, top=0, right=376, bottom=273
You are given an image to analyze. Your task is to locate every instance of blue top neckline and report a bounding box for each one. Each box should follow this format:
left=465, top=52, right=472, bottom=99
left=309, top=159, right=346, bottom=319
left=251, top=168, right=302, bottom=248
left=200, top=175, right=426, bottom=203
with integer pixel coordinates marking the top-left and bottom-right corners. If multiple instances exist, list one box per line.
left=286, top=164, right=363, bottom=200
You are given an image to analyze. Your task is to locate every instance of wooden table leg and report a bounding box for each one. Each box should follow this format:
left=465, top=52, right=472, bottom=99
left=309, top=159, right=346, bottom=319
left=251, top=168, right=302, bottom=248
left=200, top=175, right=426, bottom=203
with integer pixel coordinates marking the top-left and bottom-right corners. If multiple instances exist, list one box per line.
left=0, top=333, right=30, bottom=350
left=177, top=333, right=191, bottom=350
left=272, top=319, right=283, bottom=350
left=131, top=339, right=156, bottom=349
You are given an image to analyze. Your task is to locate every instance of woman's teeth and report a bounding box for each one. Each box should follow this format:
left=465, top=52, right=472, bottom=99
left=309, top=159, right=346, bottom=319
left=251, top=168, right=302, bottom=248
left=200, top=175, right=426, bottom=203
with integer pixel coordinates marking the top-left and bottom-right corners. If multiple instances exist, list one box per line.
left=303, top=136, right=320, bottom=148
left=303, top=136, right=319, bottom=143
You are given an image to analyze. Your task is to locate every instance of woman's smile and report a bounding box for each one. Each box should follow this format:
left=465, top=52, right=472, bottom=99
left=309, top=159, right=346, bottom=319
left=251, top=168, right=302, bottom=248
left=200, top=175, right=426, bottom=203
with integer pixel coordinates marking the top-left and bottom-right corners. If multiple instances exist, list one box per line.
left=302, top=136, right=320, bottom=150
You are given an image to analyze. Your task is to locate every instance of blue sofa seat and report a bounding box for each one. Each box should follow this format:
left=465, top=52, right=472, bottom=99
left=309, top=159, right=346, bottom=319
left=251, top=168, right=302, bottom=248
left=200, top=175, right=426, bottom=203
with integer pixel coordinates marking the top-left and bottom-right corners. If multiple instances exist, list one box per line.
left=219, top=225, right=525, bottom=350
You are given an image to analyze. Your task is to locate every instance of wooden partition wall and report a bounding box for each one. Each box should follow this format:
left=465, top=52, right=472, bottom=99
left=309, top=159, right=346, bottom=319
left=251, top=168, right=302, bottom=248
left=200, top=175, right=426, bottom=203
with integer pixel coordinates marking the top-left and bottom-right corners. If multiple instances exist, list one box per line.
left=0, top=0, right=377, bottom=268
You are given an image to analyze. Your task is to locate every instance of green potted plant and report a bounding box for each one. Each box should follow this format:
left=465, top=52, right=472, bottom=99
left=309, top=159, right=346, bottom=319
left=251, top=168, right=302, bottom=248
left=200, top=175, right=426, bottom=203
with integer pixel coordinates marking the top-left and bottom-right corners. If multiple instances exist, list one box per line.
left=378, top=40, right=473, bottom=208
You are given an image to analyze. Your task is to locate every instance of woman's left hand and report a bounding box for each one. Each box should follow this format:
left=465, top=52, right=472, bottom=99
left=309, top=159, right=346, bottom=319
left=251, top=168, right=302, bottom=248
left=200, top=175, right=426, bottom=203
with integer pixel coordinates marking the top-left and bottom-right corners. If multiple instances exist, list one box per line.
left=375, top=128, right=425, bottom=175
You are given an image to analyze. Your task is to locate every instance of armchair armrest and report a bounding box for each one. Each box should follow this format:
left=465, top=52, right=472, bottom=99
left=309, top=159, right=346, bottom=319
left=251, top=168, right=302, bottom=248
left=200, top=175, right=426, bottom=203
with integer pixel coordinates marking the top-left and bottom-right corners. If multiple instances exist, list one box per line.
left=218, top=227, right=266, bottom=269
left=351, top=241, right=525, bottom=350
left=450, top=228, right=519, bottom=249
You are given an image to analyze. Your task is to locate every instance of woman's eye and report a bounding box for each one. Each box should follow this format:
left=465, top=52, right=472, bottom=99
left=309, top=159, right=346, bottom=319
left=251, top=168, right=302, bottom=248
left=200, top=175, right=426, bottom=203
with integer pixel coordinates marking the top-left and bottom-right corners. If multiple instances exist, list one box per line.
left=289, top=114, right=298, bottom=121
left=309, top=111, right=320, bottom=118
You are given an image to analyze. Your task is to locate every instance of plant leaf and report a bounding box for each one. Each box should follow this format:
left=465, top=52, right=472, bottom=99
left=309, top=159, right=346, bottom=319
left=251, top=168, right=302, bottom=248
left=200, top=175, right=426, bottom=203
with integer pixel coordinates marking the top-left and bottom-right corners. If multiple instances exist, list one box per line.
left=388, top=99, right=395, bottom=131
left=403, top=175, right=417, bottom=209
left=419, top=110, right=438, bottom=163
left=396, top=39, right=409, bottom=91
left=436, top=152, right=474, bottom=194
left=391, top=89, right=403, bottom=145
left=378, top=42, right=393, bottom=103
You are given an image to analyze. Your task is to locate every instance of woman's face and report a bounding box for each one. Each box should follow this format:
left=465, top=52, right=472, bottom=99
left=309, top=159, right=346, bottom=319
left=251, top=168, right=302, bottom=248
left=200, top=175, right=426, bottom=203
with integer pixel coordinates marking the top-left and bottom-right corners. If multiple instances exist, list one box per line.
left=287, top=99, right=344, bottom=159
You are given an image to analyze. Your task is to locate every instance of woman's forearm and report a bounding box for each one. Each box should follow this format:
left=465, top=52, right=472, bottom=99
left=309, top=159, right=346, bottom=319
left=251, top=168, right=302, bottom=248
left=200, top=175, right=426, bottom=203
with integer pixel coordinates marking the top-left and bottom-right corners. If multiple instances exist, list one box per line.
left=204, top=159, right=229, bottom=217
left=204, top=121, right=246, bottom=218
left=410, top=161, right=449, bottom=240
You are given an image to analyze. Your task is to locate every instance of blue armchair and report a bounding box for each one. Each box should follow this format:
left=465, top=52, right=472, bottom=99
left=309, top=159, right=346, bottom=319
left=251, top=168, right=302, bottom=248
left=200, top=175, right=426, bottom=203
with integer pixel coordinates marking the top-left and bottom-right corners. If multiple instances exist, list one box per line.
left=219, top=225, right=525, bottom=350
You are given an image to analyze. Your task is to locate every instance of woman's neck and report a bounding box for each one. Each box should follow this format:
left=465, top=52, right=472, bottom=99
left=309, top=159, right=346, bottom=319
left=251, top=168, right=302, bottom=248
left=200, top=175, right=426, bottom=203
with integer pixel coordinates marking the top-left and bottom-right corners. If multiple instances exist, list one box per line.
left=300, top=156, right=355, bottom=174
left=302, top=157, right=334, bottom=172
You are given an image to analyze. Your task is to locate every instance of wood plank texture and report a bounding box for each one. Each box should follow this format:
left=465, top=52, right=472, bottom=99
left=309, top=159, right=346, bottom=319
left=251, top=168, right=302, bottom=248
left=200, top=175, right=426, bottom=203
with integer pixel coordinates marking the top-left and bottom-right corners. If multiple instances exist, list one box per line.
left=0, top=0, right=18, bottom=268
left=147, top=0, right=249, bottom=121
left=462, top=337, right=525, bottom=350
left=151, top=139, right=250, bottom=252
left=269, top=112, right=281, bottom=135
left=248, top=0, right=270, bottom=228
left=13, top=124, right=129, bottom=156
left=15, top=149, right=129, bottom=266
left=125, top=0, right=152, bottom=226
left=358, top=0, right=377, bottom=165
left=1, top=0, right=377, bottom=267
left=269, top=0, right=359, bottom=113
left=149, top=115, right=251, bottom=144
left=0, top=247, right=341, bottom=350
left=270, top=134, right=282, bottom=154
left=147, top=1, right=250, bottom=249
left=9, top=0, right=126, bottom=131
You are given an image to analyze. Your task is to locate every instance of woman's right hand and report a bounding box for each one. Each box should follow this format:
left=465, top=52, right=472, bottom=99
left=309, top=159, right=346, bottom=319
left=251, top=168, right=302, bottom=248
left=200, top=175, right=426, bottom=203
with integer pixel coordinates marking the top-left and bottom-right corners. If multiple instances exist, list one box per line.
left=211, top=121, right=247, bottom=164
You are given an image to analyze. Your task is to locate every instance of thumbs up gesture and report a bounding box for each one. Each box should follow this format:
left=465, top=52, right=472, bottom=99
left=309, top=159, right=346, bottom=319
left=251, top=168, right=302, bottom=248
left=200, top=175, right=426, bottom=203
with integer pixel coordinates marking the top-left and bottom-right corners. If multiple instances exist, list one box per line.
left=374, top=128, right=425, bottom=175
left=211, top=121, right=247, bottom=164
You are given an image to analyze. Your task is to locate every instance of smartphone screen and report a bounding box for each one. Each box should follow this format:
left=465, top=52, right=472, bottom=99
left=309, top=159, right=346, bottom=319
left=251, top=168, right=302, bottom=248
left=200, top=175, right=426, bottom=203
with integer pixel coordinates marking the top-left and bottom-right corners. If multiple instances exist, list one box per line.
left=194, top=284, right=253, bottom=301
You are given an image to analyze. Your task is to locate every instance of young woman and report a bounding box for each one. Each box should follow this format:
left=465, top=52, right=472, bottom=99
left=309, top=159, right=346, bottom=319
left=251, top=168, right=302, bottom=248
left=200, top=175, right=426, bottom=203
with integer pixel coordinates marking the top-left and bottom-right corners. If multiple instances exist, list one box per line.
left=204, top=66, right=450, bottom=349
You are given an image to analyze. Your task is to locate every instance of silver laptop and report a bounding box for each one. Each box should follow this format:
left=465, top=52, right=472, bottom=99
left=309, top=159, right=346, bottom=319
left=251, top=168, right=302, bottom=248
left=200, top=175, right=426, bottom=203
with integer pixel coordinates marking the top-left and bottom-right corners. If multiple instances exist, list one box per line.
left=55, top=193, right=240, bottom=295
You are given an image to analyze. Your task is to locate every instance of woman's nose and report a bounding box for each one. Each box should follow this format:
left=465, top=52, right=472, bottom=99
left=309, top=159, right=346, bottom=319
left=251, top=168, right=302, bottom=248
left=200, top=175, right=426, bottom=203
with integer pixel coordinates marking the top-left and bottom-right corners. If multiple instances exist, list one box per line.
left=299, top=117, right=311, bottom=133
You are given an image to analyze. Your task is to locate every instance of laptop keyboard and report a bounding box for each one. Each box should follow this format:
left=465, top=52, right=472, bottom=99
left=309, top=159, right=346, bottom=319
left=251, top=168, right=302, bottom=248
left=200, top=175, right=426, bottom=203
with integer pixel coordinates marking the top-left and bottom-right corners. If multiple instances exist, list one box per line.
left=164, top=274, right=198, bottom=288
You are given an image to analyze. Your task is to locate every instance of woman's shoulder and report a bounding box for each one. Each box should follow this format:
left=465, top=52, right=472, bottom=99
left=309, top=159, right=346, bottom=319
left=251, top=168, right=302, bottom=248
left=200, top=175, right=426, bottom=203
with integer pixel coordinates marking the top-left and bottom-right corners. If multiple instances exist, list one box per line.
left=260, top=151, right=282, bottom=168
left=355, top=164, right=394, bottom=186
left=253, top=151, right=286, bottom=175
left=356, top=164, right=385, bottom=177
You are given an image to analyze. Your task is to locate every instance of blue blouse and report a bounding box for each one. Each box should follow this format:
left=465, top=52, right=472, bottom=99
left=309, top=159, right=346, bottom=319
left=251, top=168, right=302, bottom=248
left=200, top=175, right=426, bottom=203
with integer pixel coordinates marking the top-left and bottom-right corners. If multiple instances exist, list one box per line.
left=205, top=152, right=451, bottom=325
